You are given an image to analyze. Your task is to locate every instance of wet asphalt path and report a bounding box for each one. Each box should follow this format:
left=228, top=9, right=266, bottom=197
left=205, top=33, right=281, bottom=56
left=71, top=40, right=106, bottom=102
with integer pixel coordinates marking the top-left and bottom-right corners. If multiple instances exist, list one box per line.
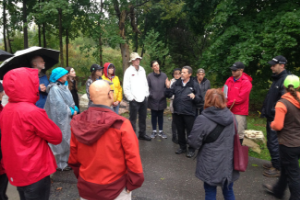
left=8, top=115, right=289, bottom=200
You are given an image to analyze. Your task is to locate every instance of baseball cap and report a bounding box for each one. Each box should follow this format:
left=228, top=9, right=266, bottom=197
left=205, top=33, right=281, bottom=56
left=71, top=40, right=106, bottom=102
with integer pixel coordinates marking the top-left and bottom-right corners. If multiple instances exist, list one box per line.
left=230, top=62, right=245, bottom=70
left=90, top=64, right=104, bottom=72
left=284, top=75, right=300, bottom=89
left=268, top=55, right=287, bottom=65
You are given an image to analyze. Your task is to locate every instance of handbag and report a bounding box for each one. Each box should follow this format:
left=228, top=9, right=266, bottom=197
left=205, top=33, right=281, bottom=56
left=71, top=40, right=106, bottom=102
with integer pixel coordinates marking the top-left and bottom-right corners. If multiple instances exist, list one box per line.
left=232, top=113, right=249, bottom=172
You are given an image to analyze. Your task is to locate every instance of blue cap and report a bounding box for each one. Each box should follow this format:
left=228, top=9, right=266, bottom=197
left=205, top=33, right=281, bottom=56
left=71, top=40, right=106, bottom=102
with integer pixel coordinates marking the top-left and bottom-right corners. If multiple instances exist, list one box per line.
left=50, top=67, right=69, bottom=83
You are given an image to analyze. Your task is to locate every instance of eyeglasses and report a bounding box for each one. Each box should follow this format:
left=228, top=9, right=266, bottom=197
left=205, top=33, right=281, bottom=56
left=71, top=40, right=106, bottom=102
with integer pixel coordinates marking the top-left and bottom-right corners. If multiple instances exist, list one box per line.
left=231, top=69, right=240, bottom=72
left=108, top=90, right=114, bottom=95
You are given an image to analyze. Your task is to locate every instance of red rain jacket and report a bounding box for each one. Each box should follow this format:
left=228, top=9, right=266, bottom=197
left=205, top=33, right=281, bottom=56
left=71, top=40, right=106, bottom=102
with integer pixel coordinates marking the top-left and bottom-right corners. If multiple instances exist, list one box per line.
left=0, top=68, right=62, bottom=187
left=68, top=105, right=144, bottom=200
left=224, top=73, right=253, bottom=115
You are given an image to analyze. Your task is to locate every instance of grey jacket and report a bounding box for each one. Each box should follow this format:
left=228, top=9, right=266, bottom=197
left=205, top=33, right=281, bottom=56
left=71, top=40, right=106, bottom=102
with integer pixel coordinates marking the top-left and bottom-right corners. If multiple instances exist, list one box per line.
left=188, top=107, right=239, bottom=187
left=147, top=72, right=167, bottom=111
left=85, top=77, right=93, bottom=107
left=195, top=77, right=211, bottom=107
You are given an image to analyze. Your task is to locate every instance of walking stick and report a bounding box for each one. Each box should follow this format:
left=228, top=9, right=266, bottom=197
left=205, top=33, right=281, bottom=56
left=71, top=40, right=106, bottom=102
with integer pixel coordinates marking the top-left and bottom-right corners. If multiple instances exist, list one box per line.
left=230, top=100, right=236, bottom=110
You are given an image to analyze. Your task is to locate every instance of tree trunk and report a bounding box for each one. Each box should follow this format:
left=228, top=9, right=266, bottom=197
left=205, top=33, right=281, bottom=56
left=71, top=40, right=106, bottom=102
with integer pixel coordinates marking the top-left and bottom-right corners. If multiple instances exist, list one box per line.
left=99, top=0, right=103, bottom=66
left=3, top=0, right=7, bottom=51
left=38, top=0, right=41, bottom=46
left=58, top=9, right=64, bottom=67
left=43, top=23, right=46, bottom=47
left=23, top=0, right=28, bottom=48
left=120, top=43, right=130, bottom=72
left=38, top=24, right=41, bottom=47
left=66, top=28, right=69, bottom=66
left=7, top=30, right=12, bottom=53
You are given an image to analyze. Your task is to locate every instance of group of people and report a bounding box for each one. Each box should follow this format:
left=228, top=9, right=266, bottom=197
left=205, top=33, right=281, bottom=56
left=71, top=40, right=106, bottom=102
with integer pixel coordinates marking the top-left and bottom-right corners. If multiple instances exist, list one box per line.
left=0, top=51, right=297, bottom=200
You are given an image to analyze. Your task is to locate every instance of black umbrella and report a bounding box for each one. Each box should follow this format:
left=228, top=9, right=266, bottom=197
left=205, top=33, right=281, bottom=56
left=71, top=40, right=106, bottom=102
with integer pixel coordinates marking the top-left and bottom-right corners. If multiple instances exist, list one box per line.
left=0, top=50, right=13, bottom=61
left=0, top=46, right=60, bottom=79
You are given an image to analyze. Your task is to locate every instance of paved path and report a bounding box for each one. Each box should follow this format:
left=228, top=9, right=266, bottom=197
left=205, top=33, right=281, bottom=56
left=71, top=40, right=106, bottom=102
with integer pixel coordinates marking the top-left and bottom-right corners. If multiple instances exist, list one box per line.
left=7, top=116, right=289, bottom=200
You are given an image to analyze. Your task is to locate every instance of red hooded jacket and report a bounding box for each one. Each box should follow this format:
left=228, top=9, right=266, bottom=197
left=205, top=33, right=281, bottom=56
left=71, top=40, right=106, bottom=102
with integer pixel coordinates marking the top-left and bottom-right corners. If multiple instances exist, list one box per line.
left=0, top=68, right=62, bottom=187
left=68, top=105, right=144, bottom=200
left=224, top=73, right=253, bottom=115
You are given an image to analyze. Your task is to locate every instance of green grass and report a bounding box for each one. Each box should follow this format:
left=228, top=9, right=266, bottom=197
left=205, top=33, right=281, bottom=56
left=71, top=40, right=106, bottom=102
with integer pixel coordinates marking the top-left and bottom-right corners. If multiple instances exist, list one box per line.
left=246, top=113, right=270, bottom=161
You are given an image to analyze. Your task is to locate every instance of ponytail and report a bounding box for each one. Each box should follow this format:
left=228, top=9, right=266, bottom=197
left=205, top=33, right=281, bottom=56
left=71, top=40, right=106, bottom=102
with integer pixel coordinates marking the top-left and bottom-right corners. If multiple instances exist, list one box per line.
left=287, top=85, right=300, bottom=105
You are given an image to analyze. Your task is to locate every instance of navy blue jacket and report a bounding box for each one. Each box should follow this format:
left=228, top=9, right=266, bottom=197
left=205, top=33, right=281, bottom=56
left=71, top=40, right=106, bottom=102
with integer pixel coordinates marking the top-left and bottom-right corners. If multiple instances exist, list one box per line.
left=36, top=74, right=49, bottom=109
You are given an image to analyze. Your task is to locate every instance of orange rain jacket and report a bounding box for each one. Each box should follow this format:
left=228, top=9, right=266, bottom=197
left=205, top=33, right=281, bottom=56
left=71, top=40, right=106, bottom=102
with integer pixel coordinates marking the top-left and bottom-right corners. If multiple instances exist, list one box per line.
left=68, top=105, right=144, bottom=200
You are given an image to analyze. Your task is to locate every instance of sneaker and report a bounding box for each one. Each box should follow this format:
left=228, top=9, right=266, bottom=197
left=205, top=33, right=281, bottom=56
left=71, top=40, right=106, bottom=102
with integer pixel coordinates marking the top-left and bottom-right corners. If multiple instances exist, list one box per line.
left=150, top=132, right=157, bottom=138
left=186, top=151, right=195, bottom=158
left=263, top=162, right=272, bottom=170
left=63, top=166, right=72, bottom=171
left=158, top=132, right=167, bottom=139
left=175, top=148, right=187, bottom=154
left=263, top=167, right=280, bottom=177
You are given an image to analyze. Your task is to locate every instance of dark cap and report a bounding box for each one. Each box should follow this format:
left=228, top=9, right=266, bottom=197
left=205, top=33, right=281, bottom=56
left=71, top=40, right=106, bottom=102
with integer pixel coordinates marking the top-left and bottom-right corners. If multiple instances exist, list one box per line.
left=230, top=62, right=245, bottom=70
left=268, top=55, right=287, bottom=65
left=90, top=64, right=104, bottom=72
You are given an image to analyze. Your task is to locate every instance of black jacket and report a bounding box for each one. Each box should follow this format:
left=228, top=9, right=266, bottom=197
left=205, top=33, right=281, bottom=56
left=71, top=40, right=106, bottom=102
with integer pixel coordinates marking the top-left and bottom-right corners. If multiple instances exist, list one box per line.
left=69, top=80, right=79, bottom=109
left=165, top=77, right=202, bottom=116
left=261, top=70, right=288, bottom=121
left=147, top=72, right=167, bottom=110
left=195, top=77, right=211, bottom=108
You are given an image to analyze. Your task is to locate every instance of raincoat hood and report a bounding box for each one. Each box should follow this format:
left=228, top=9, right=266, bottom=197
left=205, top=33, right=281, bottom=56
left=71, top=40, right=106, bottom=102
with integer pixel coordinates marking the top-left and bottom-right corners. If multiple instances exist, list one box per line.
left=242, top=72, right=253, bottom=82
left=103, top=62, right=115, bottom=79
left=202, top=106, right=233, bottom=126
left=70, top=105, right=123, bottom=145
left=49, top=67, right=68, bottom=83
left=3, top=67, right=39, bottom=104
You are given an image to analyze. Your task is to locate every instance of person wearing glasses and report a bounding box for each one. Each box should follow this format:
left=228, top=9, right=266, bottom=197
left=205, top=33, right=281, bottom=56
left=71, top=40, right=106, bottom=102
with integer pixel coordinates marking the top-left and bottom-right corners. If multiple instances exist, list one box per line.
left=86, top=64, right=104, bottom=107
left=31, top=56, right=49, bottom=109
left=224, top=62, right=252, bottom=145
left=123, top=52, right=151, bottom=141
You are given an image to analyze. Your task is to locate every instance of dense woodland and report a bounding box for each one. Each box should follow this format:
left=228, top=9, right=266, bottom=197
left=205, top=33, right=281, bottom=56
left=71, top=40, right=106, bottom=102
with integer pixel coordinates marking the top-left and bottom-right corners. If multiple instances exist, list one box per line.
left=1, top=0, right=300, bottom=107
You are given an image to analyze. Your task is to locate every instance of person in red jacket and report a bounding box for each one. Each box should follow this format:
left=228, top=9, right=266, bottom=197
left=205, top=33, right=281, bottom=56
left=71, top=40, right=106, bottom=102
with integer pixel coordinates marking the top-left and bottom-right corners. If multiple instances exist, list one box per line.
left=68, top=80, right=144, bottom=200
left=0, top=82, right=8, bottom=200
left=224, top=62, right=253, bottom=144
left=0, top=68, right=62, bottom=200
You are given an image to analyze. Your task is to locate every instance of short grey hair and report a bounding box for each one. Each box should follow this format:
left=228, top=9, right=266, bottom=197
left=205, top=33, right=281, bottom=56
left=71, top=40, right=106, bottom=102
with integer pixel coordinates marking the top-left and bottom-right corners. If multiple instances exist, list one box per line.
left=182, top=66, right=193, bottom=74
left=197, top=68, right=205, bottom=74
left=30, top=56, right=43, bottom=67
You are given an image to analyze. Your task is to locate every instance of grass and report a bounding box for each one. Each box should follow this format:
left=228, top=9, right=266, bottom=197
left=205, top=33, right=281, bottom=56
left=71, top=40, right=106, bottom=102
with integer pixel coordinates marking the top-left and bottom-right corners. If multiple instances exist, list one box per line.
left=246, top=113, right=271, bottom=161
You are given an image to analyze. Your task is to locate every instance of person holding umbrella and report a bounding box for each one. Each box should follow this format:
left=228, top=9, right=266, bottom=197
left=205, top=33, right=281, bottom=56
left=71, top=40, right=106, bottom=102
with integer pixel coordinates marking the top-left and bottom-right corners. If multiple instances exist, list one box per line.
left=44, top=67, right=79, bottom=171
left=31, top=56, right=49, bottom=109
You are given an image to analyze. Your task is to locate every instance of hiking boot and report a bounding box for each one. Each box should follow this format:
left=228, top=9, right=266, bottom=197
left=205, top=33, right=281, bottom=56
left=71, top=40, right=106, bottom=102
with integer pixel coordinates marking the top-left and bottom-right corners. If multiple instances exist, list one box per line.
left=138, top=134, right=152, bottom=141
left=150, top=132, right=157, bottom=138
left=263, top=184, right=283, bottom=198
left=158, top=132, right=167, bottom=139
left=175, top=148, right=186, bottom=154
left=263, top=167, right=280, bottom=177
left=263, top=162, right=273, bottom=170
left=63, top=166, right=72, bottom=171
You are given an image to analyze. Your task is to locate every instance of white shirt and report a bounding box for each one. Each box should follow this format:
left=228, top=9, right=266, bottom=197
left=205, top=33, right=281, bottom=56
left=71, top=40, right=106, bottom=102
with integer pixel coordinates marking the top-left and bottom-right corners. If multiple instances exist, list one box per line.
left=123, top=65, right=149, bottom=102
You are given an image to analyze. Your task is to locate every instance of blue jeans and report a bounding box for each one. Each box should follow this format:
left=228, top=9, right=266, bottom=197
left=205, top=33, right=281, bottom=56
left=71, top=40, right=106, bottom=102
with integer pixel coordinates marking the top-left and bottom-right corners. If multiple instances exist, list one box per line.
left=204, top=182, right=235, bottom=200
left=113, top=103, right=120, bottom=114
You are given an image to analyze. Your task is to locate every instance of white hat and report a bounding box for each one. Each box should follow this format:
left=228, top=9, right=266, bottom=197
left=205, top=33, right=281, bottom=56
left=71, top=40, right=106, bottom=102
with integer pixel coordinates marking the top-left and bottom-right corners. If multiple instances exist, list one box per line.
left=129, top=52, right=142, bottom=62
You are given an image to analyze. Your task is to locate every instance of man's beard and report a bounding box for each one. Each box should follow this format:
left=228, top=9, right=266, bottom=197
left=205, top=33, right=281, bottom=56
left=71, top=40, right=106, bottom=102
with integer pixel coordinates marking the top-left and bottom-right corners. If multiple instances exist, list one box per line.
left=38, top=64, right=45, bottom=69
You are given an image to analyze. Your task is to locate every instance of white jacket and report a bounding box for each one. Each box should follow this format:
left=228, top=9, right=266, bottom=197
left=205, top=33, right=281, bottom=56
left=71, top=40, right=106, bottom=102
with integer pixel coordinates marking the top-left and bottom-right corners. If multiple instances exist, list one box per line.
left=123, top=65, right=149, bottom=102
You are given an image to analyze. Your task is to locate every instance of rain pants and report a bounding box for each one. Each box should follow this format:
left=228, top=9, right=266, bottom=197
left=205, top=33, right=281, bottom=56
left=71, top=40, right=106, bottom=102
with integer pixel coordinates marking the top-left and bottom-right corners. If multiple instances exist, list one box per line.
left=45, top=67, right=77, bottom=170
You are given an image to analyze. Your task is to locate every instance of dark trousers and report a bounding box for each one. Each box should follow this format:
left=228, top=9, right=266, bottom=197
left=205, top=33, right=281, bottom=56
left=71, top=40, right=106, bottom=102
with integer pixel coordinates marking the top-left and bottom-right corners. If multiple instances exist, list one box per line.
left=129, top=99, right=147, bottom=137
left=17, top=176, right=51, bottom=200
left=171, top=114, right=177, bottom=139
left=266, top=120, right=281, bottom=170
left=151, top=110, right=164, bottom=131
left=173, top=114, right=195, bottom=151
left=195, top=106, right=204, bottom=116
left=204, top=182, right=235, bottom=200
left=273, top=145, right=300, bottom=200
left=0, top=174, right=8, bottom=200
